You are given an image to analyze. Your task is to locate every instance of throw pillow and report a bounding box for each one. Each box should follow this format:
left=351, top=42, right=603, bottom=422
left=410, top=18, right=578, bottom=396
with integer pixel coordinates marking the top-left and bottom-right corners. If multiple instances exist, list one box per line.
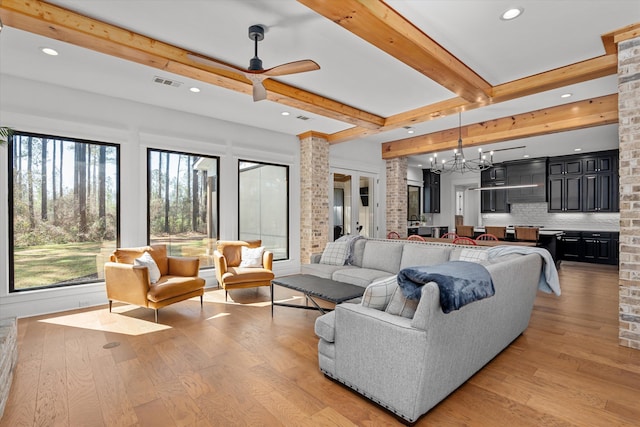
left=361, top=275, right=398, bottom=310
left=134, top=251, right=161, bottom=284
left=385, top=286, right=420, bottom=318
left=319, top=241, right=350, bottom=266
left=239, top=246, right=265, bottom=268
left=458, top=248, right=490, bottom=264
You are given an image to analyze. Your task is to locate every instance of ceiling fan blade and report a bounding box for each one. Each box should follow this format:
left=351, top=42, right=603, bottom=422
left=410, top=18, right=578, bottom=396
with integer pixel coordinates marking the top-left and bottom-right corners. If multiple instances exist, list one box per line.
left=263, top=60, right=320, bottom=77
left=186, top=53, right=244, bottom=75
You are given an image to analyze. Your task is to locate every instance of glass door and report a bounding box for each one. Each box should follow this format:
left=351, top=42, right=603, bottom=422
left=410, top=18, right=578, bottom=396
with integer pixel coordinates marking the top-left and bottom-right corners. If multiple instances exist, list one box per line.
left=330, top=170, right=377, bottom=240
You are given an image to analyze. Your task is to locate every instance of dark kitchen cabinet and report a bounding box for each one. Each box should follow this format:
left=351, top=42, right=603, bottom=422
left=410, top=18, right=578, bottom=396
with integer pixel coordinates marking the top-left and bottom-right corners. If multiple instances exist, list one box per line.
left=560, top=231, right=619, bottom=265
left=506, top=159, right=547, bottom=203
left=481, top=166, right=509, bottom=213
left=548, top=150, right=618, bottom=213
left=422, top=169, right=440, bottom=213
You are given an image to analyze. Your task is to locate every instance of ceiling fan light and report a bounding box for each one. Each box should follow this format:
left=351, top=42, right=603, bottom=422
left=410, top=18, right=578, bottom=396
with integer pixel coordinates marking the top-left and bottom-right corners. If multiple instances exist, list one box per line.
left=501, top=7, right=524, bottom=21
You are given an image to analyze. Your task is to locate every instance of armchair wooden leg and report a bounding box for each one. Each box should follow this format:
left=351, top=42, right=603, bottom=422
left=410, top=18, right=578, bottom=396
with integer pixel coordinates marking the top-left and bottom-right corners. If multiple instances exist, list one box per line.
left=109, top=300, right=112, bottom=312
left=200, top=295, right=203, bottom=307
left=225, top=291, right=228, bottom=302
left=154, top=309, right=158, bottom=323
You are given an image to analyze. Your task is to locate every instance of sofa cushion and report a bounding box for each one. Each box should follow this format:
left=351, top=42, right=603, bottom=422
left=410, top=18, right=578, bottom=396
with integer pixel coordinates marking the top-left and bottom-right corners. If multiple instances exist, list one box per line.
left=320, top=241, right=350, bottom=266
left=361, top=275, right=398, bottom=310
left=332, top=268, right=394, bottom=288
left=385, top=285, right=420, bottom=318
left=361, top=241, right=403, bottom=273
left=301, top=263, right=356, bottom=279
left=349, top=238, right=368, bottom=267
left=134, top=252, right=161, bottom=284
left=315, top=311, right=336, bottom=343
left=240, top=246, right=265, bottom=267
left=400, top=244, right=452, bottom=270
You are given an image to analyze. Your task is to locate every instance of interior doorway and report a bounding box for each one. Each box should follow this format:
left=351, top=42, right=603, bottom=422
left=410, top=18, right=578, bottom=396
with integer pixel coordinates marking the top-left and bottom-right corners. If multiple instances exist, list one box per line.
left=331, top=170, right=377, bottom=241
left=454, top=184, right=481, bottom=226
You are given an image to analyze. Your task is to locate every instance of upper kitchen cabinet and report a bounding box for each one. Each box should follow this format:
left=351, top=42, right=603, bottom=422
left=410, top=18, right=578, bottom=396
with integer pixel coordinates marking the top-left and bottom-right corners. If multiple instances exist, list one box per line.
left=422, top=169, right=440, bottom=213
left=506, top=159, right=547, bottom=203
left=548, top=150, right=618, bottom=213
left=481, top=166, right=510, bottom=213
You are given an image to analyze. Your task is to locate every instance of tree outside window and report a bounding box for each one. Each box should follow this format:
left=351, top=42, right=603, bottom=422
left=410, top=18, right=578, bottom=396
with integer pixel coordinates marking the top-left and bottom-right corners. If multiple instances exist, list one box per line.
left=9, top=132, right=119, bottom=291
left=238, top=160, right=289, bottom=260
left=147, top=149, right=219, bottom=267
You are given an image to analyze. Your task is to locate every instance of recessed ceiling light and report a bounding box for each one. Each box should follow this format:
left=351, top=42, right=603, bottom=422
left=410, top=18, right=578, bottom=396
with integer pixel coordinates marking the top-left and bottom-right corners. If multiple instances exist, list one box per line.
left=189, top=87, right=200, bottom=93
left=574, top=148, right=582, bottom=152
left=523, top=154, right=530, bottom=158
left=281, top=111, right=290, bottom=116
left=561, top=93, right=572, bottom=98
left=500, top=7, right=524, bottom=21
left=41, top=47, right=59, bottom=56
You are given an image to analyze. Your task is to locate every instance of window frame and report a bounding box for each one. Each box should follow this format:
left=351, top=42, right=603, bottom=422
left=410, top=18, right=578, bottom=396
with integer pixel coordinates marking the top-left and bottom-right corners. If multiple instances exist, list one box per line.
left=8, top=130, right=121, bottom=292
left=237, top=159, right=290, bottom=261
left=146, top=148, right=220, bottom=269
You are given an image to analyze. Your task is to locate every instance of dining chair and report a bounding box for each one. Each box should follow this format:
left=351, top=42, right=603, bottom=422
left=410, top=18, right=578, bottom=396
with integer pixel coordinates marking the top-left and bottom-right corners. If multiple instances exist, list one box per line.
left=407, top=235, right=426, bottom=241
left=453, top=237, right=477, bottom=245
left=485, top=226, right=507, bottom=240
left=476, top=233, right=499, bottom=241
left=387, top=231, right=401, bottom=239
left=441, top=232, right=458, bottom=239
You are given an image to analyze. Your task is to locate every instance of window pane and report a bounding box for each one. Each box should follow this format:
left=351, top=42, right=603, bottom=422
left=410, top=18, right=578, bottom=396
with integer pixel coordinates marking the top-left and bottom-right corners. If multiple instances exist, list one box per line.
left=148, top=149, right=219, bottom=268
left=239, top=161, right=289, bottom=260
left=10, top=133, right=119, bottom=291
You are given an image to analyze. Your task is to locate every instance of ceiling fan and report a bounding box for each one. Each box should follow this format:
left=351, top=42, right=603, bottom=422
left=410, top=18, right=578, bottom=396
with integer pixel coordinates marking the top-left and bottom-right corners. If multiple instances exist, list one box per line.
left=187, top=25, right=320, bottom=101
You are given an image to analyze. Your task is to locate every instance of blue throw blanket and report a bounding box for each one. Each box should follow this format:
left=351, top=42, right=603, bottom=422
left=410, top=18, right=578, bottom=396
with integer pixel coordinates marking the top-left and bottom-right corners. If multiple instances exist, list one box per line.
left=397, top=261, right=495, bottom=313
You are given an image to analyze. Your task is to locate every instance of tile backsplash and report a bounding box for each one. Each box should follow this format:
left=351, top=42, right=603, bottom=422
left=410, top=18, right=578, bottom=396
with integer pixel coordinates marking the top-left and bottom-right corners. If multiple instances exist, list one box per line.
left=482, top=202, right=620, bottom=231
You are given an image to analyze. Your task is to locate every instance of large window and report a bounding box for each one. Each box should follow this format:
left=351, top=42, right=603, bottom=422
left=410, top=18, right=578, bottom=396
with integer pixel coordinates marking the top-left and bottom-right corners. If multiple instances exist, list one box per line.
left=147, top=149, right=219, bottom=267
left=9, top=132, right=119, bottom=291
left=238, top=160, right=289, bottom=260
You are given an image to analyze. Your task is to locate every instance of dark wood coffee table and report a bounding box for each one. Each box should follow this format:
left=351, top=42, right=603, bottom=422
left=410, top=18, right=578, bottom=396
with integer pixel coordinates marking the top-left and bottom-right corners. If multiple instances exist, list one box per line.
left=271, top=274, right=365, bottom=316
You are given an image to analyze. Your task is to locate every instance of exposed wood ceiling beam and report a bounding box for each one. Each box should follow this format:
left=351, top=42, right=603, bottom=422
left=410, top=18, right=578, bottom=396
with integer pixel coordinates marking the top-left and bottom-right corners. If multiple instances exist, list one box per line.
left=381, top=94, right=618, bottom=159
left=327, top=54, right=617, bottom=144
left=297, top=0, right=492, bottom=104
left=0, top=0, right=385, bottom=130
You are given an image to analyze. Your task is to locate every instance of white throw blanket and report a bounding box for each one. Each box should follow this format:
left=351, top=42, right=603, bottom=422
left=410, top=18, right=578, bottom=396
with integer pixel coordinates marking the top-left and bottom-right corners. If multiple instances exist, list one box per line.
left=486, top=246, right=561, bottom=296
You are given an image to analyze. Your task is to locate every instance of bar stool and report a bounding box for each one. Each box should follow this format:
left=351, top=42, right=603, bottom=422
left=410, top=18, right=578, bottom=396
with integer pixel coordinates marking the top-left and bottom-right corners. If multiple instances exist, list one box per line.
left=456, top=225, right=475, bottom=238
left=515, top=227, right=539, bottom=245
left=485, top=226, right=507, bottom=240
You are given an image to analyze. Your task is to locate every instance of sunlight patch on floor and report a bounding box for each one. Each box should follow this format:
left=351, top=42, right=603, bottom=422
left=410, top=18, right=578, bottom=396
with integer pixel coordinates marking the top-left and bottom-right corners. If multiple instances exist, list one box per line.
left=39, top=307, right=172, bottom=335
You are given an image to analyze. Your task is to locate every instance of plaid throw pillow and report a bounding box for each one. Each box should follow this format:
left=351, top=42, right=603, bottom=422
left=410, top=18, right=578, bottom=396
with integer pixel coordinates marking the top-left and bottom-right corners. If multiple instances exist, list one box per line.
left=458, top=248, right=489, bottom=263
left=362, top=275, right=398, bottom=310
left=319, top=241, right=350, bottom=266
left=385, top=286, right=420, bottom=318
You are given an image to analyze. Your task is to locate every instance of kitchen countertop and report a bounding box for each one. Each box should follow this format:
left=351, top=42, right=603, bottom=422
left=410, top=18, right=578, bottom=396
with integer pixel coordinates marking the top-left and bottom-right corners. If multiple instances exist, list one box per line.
left=474, top=227, right=564, bottom=236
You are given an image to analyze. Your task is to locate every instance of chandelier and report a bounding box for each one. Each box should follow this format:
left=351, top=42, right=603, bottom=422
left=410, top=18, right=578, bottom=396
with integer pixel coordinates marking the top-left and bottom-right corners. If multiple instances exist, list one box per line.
left=429, top=113, right=493, bottom=174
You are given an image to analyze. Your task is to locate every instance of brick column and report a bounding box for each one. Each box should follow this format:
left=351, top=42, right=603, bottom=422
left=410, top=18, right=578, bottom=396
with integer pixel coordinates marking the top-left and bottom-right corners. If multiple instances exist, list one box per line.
left=386, top=157, right=408, bottom=238
left=299, top=132, right=330, bottom=263
left=618, top=35, right=640, bottom=349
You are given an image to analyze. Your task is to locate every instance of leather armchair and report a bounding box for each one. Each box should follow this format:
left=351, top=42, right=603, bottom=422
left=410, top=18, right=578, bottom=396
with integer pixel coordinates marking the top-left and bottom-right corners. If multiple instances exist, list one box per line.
left=104, top=244, right=205, bottom=322
left=213, top=240, right=274, bottom=301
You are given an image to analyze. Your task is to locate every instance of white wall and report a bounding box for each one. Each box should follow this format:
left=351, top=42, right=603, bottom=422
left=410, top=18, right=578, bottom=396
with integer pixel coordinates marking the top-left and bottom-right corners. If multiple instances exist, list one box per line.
left=0, top=75, right=312, bottom=318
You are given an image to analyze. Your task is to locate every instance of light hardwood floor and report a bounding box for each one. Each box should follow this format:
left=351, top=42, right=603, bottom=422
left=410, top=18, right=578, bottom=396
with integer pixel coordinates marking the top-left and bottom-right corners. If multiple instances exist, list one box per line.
left=2, top=261, right=639, bottom=426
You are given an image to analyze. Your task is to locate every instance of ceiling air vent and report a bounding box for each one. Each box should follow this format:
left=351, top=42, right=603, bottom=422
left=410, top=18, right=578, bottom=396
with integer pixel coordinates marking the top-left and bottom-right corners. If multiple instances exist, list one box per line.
left=153, top=76, right=183, bottom=87
left=296, top=115, right=310, bottom=121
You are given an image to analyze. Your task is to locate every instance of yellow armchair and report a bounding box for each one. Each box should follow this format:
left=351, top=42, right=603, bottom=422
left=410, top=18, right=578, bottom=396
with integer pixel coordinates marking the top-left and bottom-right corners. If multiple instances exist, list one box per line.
left=214, top=240, right=274, bottom=301
left=104, top=244, right=205, bottom=322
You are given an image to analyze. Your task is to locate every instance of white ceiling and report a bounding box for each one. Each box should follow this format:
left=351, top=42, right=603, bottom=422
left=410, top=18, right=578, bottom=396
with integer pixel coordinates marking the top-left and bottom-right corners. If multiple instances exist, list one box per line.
left=1, top=0, right=638, bottom=165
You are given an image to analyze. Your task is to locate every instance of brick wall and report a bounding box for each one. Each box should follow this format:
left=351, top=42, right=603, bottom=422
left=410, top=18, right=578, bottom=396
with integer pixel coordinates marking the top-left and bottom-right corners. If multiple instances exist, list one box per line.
left=618, top=35, right=640, bottom=349
left=299, top=133, right=329, bottom=263
left=386, top=157, right=408, bottom=238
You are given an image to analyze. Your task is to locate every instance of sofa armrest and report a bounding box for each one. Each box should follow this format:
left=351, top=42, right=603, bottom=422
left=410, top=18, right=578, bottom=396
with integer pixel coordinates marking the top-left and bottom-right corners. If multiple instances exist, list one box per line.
left=104, top=262, right=150, bottom=307
left=167, top=256, right=200, bottom=277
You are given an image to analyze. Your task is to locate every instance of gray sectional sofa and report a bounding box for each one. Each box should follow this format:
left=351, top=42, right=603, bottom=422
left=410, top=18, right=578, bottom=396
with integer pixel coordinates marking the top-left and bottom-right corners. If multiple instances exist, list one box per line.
left=306, top=238, right=546, bottom=423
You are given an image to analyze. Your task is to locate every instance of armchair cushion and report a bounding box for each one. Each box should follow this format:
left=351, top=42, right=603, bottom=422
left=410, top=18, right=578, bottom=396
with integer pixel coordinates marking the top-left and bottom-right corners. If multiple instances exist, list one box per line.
left=134, top=252, right=161, bottom=283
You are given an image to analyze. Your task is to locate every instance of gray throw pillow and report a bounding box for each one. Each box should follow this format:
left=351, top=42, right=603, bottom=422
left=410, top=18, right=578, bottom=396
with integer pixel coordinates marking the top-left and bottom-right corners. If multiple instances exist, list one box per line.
left=319, top=241, right=350, bottom=266
left=385, top=286, right=419, bottom=318
left=361, top=275, right=398, bottom=310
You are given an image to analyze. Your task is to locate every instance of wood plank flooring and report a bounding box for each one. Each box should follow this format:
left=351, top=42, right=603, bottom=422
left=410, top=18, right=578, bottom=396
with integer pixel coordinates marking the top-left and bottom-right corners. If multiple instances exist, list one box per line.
left=2, top=261, right=639, bottom=426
